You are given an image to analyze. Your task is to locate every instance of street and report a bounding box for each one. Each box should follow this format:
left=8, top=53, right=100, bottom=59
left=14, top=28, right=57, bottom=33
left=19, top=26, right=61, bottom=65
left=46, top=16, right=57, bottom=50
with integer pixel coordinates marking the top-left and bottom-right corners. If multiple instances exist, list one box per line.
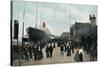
left=13, top=43, right=90, bottom=66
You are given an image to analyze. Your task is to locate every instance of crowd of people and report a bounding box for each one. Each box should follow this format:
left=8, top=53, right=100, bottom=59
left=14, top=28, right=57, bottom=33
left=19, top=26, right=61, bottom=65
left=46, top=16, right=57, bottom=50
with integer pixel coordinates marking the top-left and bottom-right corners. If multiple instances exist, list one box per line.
left=45, top=40, right=74, bottom=57
left=22, top=44, right=43, bottom=62
left=44, top=40, right=84, bottom=62
left=12, top=36, right=97, bottom=65
left=45, top=44, right=54, bottom=58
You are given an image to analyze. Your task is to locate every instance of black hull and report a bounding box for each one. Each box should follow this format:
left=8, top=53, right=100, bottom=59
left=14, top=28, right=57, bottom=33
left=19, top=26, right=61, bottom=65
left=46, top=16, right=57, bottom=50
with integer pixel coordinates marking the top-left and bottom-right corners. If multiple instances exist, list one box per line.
left=27, top=27, right=50, bottom=42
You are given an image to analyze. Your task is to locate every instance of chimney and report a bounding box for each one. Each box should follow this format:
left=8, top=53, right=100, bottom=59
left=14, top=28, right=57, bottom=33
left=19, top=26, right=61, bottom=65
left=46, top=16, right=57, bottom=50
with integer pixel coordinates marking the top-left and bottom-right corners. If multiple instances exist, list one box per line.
left=43, top=22, right=46, bottom=27
left=89, top=14, right=92, bottom=21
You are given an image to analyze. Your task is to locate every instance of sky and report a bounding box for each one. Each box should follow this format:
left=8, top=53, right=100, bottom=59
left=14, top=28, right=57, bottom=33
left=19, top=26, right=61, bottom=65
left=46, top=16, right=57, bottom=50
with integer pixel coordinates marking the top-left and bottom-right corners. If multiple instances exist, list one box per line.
left=12, top=0, right=97, bottom=38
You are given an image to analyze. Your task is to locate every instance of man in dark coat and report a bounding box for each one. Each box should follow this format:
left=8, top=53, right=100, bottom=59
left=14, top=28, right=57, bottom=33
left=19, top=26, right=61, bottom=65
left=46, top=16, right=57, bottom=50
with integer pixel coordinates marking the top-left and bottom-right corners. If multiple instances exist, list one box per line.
left=67, top=42, right=71, bottom=56
left=60, top=44, right=64, bottom=56
left=24, top=47, right=29, bottom=62
left=64, top=42, right=67, bottom=52
left=71, top=42, right=74, bottom=53
left=45, top=45, right=49, bottom=58
left=79, top=52, right=83, bottom=62
left=28, top=46, right=32, bottom=58
left=49, top=45, right=53, bottom=58
left=53, top=42, right=56, bottom=48
left=33, top=45, right=38, bottom=61
left=38, top=46, right=43, bottom=60
left=67, top=46, right=71, bottom=56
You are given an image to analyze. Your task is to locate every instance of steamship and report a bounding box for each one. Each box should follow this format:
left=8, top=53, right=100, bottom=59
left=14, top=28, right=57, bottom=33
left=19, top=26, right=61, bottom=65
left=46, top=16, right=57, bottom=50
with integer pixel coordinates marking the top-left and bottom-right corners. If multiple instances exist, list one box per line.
left=26, top=22, right=51, bottom=42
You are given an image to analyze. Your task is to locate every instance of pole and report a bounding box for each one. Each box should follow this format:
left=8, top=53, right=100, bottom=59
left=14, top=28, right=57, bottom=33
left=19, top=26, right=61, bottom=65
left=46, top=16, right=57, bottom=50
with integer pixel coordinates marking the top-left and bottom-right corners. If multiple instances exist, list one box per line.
left=17, top=20, right=20, bottom=66
left=17, top=34, right=21, bottom=66
left=22, top=4, right=25, bottom=46
left=69, top=4, right=71, bottom=40
left=36, top=3, right=38, bottom=28
left=10, top=0, right=13, bottom=66
left=22, top=22, right=24, bottom=46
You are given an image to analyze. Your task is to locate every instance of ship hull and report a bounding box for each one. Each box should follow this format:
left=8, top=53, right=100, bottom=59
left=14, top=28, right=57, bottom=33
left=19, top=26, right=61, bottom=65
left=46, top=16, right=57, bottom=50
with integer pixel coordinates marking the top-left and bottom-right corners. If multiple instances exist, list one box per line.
left=27, top=27, right=51, bottom=42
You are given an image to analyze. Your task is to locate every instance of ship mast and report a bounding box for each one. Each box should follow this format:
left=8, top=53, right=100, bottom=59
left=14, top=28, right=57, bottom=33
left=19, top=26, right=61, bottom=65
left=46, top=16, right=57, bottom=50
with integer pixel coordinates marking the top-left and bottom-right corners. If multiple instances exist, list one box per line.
left=40, top=7, right=43, bottom=27
left=69, top=4, right=71, bottom=40
left=36, top=3, right=38, bottom=28
left=22, top=2, right=25, bottom=46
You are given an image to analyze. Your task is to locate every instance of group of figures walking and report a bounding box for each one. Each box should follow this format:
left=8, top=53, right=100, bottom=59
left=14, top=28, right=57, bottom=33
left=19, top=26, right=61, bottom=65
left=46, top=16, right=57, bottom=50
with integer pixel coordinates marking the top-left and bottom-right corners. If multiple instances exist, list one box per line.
left=59, top=41, right=74, bottom=56
left=44, top=40, right=84, bottom=62
left=21, top=44, right=43, bottom=62
left=45, top=44, right=54, bottom=58
left=74, top=48, right=83, bottom=62
left=22, top=40, right=83, bottom=62
left=12, top=36, right=97, bottom=66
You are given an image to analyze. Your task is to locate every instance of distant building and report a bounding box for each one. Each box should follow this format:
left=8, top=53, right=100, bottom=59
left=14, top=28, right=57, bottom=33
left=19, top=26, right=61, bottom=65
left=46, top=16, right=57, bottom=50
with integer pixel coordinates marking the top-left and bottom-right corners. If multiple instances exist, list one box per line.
left=74, top=23, right=91, bottom=36
left=60, top=32, right=70, bottom=39
left=70, top=22, right=91, bottom=42
left=70, top=14, right=97, bottom=42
